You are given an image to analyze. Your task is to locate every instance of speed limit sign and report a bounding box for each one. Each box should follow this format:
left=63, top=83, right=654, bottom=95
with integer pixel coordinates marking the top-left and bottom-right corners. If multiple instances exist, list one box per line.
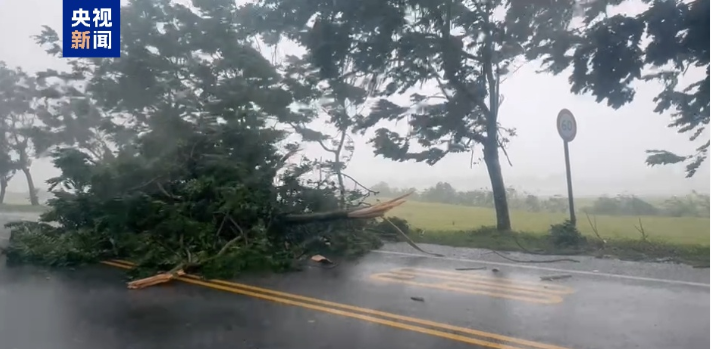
left=557, top=109, right=577, bottom=142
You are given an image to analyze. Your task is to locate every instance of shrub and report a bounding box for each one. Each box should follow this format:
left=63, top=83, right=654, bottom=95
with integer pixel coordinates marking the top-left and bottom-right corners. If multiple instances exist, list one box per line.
left=549, top=220, right=586, bottom=248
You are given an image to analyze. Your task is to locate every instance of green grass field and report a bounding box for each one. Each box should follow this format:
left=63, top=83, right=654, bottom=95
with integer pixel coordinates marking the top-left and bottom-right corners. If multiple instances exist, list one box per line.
left=387, top=200, right=710, bottom=246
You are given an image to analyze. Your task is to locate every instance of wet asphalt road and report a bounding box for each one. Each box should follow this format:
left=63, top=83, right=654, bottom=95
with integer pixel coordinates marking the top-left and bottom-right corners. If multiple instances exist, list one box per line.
left=1, top=214, right=709, bottom=349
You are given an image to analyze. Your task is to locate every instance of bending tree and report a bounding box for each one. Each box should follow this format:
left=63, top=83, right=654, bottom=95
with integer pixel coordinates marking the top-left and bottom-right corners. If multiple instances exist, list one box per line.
left=253, top=0, right=574, bottom=230
left=531, top=0, right=709, bottom=177
left=0, top=124, right=16, bottom=203
left=5, top=0, right=410, bottom=283
left=0, top=63, right=43, bottom=205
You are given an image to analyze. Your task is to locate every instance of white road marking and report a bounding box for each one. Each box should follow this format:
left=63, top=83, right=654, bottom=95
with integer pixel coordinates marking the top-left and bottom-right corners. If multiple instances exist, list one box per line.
left=372, top=250, right=710, bottom=288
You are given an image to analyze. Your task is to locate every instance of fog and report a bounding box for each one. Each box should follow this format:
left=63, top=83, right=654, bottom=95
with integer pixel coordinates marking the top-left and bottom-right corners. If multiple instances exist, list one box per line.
left=1, top=0, right=708, bottom=197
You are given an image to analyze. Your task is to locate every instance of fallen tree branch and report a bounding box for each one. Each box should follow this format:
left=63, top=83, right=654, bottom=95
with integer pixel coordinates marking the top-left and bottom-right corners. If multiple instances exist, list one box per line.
left=341, top=172, right=378, bottom=195
left=127, top=265, right=186, bottom=289
left=281, top=191, right=413, bottom=223
left=540, top=274, right=572, bottom=281
left=508, top=232, right=585, bottom=257
left=489, top=250, right=579, bottom=263
left=634, top=217, right=649, bottom=242
left=511, top=233, right=548, bottom=255
left=122, top=193, right=418, bottom=290
left=381, top=216, right=444, bottom=257
left=585, top=212, right=605, bottom=245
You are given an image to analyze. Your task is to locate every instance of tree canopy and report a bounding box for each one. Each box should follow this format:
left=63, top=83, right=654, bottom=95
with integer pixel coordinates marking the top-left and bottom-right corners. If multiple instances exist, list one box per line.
left=249, top=0, right=579, bottom=230
left=532, top=0, right=709, bottom=177
left=2, top=0, right=409, bottom=282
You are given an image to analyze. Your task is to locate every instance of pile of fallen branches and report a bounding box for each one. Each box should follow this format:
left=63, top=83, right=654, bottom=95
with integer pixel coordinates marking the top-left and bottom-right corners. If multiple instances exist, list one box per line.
left=127, top=193, right=414, bottom=289
left=3, top=116, right=425, bottom=288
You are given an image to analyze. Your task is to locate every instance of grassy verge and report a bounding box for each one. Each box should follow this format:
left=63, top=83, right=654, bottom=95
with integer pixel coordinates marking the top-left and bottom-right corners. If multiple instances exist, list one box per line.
left=408, top=228, right=709, bottom=266
left=388, top=200, right=710, bottom=245
left=380, top=200, right=709, bottom=266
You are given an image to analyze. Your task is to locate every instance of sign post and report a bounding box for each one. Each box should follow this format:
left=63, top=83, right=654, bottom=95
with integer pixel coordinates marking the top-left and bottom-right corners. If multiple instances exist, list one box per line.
left=556, top=109, right=577, bottom=226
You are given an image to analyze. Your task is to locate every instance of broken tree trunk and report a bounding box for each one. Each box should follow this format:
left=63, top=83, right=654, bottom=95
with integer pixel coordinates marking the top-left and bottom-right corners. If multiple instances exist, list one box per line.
left=127, top=268, right=186, bottom=289
left=280, top=192, right=412, bottom=223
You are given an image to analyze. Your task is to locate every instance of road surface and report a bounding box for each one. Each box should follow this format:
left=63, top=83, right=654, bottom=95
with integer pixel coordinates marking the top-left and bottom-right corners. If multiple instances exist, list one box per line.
left=1, top=214, right=709, bottom=349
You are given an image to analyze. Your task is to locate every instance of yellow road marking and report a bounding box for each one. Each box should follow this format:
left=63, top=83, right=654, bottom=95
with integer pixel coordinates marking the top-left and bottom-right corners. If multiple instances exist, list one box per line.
left=369, top=268, right=574, bottom=304
left=383, top=270, right=571, bottom=296
left=102, top=260, right=570, bottom=349
left=400, top=268, right=575, bottom=294
left=371, top=274, right=562, bottom=304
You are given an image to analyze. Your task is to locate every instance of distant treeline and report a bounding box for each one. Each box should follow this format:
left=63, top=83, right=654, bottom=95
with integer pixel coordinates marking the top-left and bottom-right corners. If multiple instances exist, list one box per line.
left=371, top=182, right=710, bottom=218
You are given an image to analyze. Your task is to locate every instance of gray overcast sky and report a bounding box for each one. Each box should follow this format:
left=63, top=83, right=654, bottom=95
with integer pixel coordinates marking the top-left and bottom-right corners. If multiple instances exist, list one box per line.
left=0, top=0, right=708, bottom=197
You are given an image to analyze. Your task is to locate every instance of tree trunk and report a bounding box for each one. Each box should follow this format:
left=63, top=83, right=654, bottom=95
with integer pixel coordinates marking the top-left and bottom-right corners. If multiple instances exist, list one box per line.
left=21, top=167, right=39, bottom=206
left=0, top=177, right=6, bottom=204
left=281, top=192, right=412, bottom=224
left=483, top=144, right=511, bottom=231
left=334, top=130, right=347, bottom=208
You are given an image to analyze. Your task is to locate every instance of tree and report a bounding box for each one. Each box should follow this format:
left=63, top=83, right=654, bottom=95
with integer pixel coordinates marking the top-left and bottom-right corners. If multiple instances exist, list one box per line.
left=0, top=63, right=43, bottom=205
left=252, top=0, right=573, bottom=230
left=587, top=195, right=659, bottom=216
left=531, top=0, right=709, bottom=177
left=5, top=0, right=407, bottom=282
left=32, top=63, right=120, bottom=164
left=0, top=45, right=122, bottom=207
left=660, top=191, right=709, bottom=217
left=524, top=194, right=541, bottom=212
left=371, top=181, right=393, bottom=196
left=0, top=121, right=17, bottom=203
left=286, top=56, right=366, bottom=207
left=421, top=182, right=459, bottom=204
left=0, top=58, right=110, bottom=206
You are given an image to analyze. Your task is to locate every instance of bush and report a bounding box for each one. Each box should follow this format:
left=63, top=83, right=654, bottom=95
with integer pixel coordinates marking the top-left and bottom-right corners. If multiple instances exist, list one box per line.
left=549, top=220, right=586, bottom=248
left=2, top=221, right=110, bottom=267
left=586, top=195, right=659, bottom=216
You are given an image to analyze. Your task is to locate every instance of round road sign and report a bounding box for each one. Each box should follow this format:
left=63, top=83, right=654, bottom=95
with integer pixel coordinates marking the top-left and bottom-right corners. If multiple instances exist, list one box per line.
left=556, top=109, right=577, bottom=142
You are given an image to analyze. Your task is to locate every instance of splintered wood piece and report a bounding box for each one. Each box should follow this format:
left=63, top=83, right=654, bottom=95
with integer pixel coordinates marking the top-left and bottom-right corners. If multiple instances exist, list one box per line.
left=127, top=270, right=186, bottom=289
left=348, top=193, right=411, bottom=218
left=310, top=254, right=333, bottom=264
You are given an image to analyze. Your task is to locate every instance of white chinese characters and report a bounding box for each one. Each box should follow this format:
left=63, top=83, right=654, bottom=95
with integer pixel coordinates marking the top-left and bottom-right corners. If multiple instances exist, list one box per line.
left=93, top=8, right=112, bottom=27
left=71, top=8, right=91, bottom=27
left=93, top=31, right=112, bottom=49
left=69, top=7, right=113, bottom=51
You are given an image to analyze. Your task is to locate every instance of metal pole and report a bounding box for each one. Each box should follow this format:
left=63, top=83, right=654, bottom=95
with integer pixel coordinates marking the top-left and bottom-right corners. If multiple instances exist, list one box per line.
left=563, top=140, right=576, bottom=226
